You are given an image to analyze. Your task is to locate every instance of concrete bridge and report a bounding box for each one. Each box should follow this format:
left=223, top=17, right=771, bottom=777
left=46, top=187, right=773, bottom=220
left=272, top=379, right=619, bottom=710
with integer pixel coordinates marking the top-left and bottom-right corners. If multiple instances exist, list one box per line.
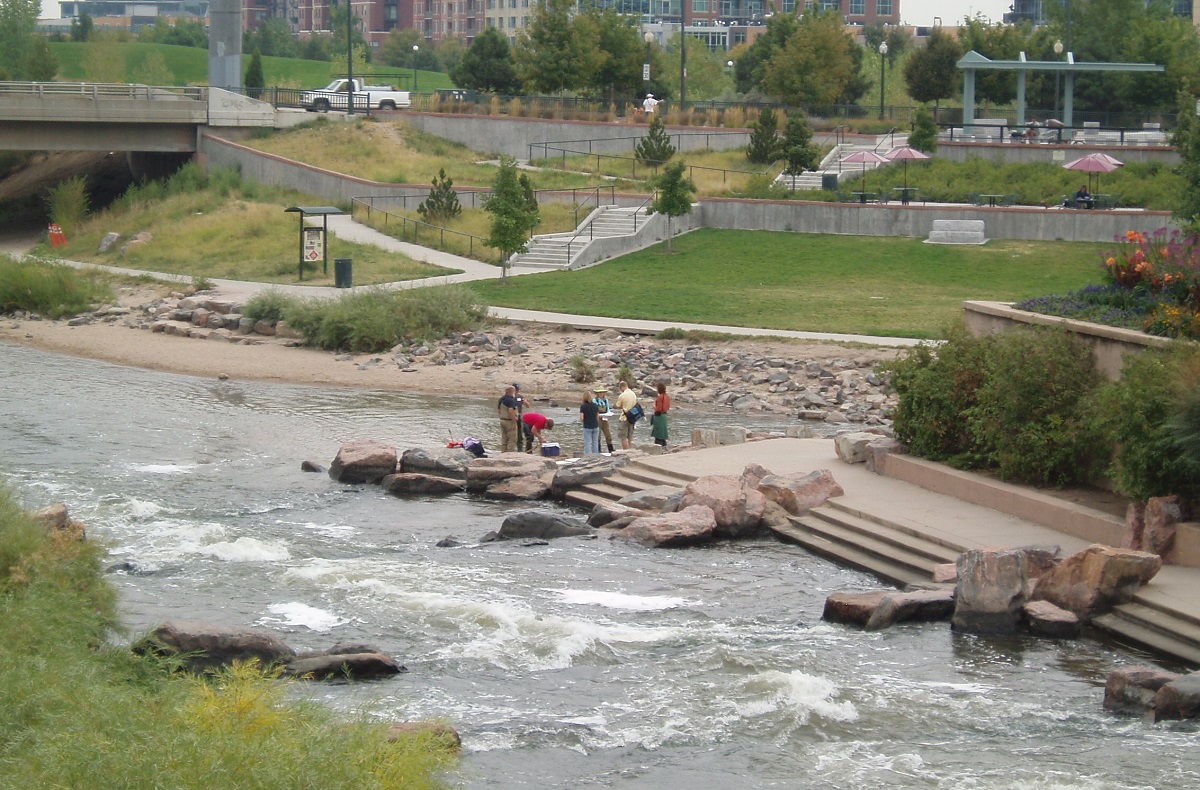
left=0, top=81, right=276, bottom=155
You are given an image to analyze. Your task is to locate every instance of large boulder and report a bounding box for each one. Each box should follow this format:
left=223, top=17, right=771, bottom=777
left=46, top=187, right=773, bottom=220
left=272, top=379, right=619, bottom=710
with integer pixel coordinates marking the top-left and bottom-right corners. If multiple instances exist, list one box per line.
left=617, top=485, right=684, bottom=512
left=756, top=469, right=844, bottom=515
left=1142, top=495, right=1184, bottom=563
left=285, top=651, right=406, bottom=681
left=31, top=502, right=86, bottom=541
left=822, top=591, right=889, bottom=626
left=381, top=473, right=464, bottom=496
left=551, top=455, right=629, bottom=496
left=485, top=472, right=554, bottom=501
left=465, top=456, right=556, bottom=492
left=1103, top=665, right=1180, bottom=716
left=497, top=510, right=594, bottom=540
left=952, top=549, right=1032, bottom=635
left=679, top=474, right=767, bottom=539
left=864, top=587, right=955, bottom=631
left=1022, top=600, right=1081, bottom=639
left=133, top=621, right=296, bottom=673
left=329, top=440, right=397, bottom=484
left=399, top=447, right=476, bottom=480
left=616, top=505, right=717, bottom=548
left=1154, top=671, right=1200, bottom=721
left=1031, top=544, right=1162, bottom=618
left=834, top=431, right=886, bottom=464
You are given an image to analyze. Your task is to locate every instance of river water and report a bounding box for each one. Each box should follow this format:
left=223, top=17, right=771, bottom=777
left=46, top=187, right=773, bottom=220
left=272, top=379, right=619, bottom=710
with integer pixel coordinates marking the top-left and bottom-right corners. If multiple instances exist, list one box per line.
left=1, top=342, right=1195, bottom=789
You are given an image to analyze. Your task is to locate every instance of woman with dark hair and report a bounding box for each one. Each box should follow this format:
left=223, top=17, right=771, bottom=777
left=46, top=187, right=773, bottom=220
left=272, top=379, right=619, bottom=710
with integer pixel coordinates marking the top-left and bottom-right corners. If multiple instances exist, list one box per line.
left=650, top=382, right=671, bottom=447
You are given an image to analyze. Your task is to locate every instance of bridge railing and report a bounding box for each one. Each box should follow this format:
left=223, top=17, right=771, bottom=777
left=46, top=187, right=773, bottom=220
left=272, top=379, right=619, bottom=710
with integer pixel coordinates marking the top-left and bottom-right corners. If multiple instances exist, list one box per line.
left=0, top=81, right=204, bottom=101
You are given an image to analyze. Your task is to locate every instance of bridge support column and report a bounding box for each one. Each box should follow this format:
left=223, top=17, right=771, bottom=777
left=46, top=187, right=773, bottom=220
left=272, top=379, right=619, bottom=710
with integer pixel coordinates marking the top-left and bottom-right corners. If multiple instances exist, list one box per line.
left=209, top=0, right=243, bottom=91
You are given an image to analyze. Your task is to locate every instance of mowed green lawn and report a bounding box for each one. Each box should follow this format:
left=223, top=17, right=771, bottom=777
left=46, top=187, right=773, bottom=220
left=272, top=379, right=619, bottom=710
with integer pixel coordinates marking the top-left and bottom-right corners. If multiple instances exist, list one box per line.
left=470, top=230, right=1110, bottom=339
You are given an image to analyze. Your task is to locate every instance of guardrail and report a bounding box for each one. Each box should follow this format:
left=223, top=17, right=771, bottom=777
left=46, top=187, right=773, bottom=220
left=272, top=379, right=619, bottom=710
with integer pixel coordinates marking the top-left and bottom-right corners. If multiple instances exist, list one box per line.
left=351, top=196, right=493, bottom=261
left=0, top=81, right=204, bottom=101
left=941, top=122, right=1169, bottom=147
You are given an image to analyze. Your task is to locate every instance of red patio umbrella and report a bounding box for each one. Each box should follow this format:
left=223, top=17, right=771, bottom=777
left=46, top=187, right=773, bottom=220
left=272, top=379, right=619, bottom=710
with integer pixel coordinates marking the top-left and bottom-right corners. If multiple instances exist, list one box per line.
left=884, top=146, right=931, bottom=190
left=840, top=150, right=892, bottom=194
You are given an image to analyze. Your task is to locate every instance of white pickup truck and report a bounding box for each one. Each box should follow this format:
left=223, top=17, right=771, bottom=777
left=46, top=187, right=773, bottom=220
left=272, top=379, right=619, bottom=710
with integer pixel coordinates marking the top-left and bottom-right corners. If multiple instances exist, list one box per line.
left=300, top=79, right=410, bottom=112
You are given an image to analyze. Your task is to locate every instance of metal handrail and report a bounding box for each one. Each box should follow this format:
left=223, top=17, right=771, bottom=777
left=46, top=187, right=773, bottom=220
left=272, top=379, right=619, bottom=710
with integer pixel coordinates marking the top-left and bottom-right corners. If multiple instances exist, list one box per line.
left=874, top=127, right=899, bottom=153
left=0, top=81, right=204, bottom=101
left=350, top=196, right=493, bottom=262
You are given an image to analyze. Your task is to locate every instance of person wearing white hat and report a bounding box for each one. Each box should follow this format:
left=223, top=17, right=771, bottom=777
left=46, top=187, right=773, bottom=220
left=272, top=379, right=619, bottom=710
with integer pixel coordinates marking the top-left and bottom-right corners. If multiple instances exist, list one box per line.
left=642, top=93, right=659, bottom=115
left=592, top=385, right=615, bottom=453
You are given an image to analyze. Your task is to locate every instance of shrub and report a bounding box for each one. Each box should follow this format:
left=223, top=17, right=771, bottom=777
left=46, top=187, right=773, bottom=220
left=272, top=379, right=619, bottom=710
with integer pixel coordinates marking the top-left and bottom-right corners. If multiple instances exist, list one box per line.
left=242, top=289, right=297, bottom=323
left=283, top=285, right=486, bottom=352
left=884, top=322, right=991, bottom=465
left=966, top=327, right=1106, bottom=486
left=417, top=168, right=462, bottom=223
left=745, top=107, right=781, bottom=164
left=1099, top=345, right=1200, bottom=503
left=0, top=255, right=114, bottom=318
left=47, top=176, right=89, bottom=239
left=568, top=354, right=596, bottom=383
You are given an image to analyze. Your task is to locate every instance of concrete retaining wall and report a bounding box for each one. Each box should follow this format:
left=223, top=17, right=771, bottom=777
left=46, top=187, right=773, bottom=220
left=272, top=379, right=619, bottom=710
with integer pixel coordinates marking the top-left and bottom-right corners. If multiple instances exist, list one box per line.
left=961, top=300, right=1173, bottom=381
left=571, top=212, right=701, bottom=270
left=697, top=199, right=1174, bottom=243
left=938, top=141, right=1180, bottom=166
left=402, top=113, right=751, bottom=160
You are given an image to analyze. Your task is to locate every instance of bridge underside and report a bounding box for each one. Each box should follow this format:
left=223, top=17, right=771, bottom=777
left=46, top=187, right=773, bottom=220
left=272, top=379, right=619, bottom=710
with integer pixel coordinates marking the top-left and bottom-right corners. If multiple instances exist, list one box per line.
left=0, top=121, right=197, bottom=153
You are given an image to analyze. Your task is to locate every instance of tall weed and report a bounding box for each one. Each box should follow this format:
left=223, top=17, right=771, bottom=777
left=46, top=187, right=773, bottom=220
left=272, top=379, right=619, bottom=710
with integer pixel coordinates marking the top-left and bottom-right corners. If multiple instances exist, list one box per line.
left=47, top=175, right=89, bottom=238
left=0, top=256, right=114, bottom=317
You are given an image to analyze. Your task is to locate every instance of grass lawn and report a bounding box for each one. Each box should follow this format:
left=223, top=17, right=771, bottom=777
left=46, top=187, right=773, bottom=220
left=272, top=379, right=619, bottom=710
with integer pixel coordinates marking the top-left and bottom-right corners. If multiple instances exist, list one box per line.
left=48, top=174, right=453, bottom=287
left=470, top=229, right=1110, bottom=338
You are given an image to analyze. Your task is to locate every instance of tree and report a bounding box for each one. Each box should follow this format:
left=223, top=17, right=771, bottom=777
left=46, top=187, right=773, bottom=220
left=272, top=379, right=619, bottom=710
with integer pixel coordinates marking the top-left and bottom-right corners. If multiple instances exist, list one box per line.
left=780, top=116, right=819, bottom=181
left=670, top=32, right=734, bottom=102
left=903, top=27, right=962, bottom=116
left=585, top=8, right=644, bottom=104
left=244, top=49, right=265, bottom=99
left=376, top=27, right=420, bottom=68
left=513, top=0, right=601, bottom=95
left=745, top=107, right=781, bottom=164
left=25, top=36, right=58, bottom=81
left=132, top=49, right=173, bottom=86
left=649, top=161, right=696, bottom=254
left=484, top=157, right=538, bottom=282
left=245, top=18, right=295, bottom=59
left=436, top=38, right=465, bottom=76
left=82, top=32, right=126, bottom=83
left=451, top=27, right=519, bottom=94
left=735, top=11, right=798, bottom=94
left=0, top=0, right=39, bottom=80
left=762, top=3, right=859, bottom=107
left=417, top=168, right=462, bottom=223
left=1172, top=92, right=1200, bottom=232
left=634, top=116, right=675, bottom=166
left=70, top=11, right=92, bottom=42
left=908, top=105, right=938, bottom=153
left=518, top=173, right=539, bottom=233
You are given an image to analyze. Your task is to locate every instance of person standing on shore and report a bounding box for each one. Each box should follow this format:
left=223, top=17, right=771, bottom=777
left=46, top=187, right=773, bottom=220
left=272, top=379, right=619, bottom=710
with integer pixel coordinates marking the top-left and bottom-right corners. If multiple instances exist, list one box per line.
left=593, top=385, right=615, bottom=453
left=513, top=383, right=526, bottom=452
left=580, top=390, right=600, bottom=455
left=651, top=381, right=671, bottom=447
left=497, top=385, right=519, bottom=452
left=616, top=380, right=638, bottom=450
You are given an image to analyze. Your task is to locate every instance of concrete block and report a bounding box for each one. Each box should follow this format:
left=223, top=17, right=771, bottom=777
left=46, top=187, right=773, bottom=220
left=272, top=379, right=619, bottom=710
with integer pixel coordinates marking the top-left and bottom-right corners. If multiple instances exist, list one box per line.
left=717, top=426, right=747, bottom=445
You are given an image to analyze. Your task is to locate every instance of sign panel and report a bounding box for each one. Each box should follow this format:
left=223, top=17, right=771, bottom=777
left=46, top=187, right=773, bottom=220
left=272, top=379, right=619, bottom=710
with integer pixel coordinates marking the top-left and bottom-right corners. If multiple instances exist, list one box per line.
left=643, top=64, right=650, bottom=81
left=303, top=227, right=324, bottom=263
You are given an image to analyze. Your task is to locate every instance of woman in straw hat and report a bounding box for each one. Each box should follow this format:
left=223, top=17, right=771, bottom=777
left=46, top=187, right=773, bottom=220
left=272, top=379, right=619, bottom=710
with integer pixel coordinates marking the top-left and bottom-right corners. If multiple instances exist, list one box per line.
left=592, top=385, right=615, bottom=453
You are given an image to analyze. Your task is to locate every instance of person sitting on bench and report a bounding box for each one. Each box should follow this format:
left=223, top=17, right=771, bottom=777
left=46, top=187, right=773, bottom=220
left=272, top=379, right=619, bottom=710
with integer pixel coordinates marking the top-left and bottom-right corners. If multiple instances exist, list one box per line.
left=1074, top=184, right=1094, bottom=209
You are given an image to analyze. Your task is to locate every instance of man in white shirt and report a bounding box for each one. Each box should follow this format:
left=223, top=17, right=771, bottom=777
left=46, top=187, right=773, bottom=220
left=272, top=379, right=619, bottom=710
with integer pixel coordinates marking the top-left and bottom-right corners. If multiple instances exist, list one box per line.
left=616, top=381, right=638, bottom=450
left=642, top=93, right=659, bottom=116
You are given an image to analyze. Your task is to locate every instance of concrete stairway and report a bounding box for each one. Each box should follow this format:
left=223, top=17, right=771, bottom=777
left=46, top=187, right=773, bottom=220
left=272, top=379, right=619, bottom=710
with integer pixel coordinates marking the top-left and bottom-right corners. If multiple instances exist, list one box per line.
left=563, top=456, right=696, bottom=511
left=512, top=206, right=649, bottom=271
left=775, top=134, right=905, bottom=192
left=1093, top=593, right=1200, bottom=668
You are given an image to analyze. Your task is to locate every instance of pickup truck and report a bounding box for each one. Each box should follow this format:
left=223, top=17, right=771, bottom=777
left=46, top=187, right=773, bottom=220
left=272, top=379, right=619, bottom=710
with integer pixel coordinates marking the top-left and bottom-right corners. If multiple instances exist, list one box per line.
left=300, top=79, right=411, bottom=112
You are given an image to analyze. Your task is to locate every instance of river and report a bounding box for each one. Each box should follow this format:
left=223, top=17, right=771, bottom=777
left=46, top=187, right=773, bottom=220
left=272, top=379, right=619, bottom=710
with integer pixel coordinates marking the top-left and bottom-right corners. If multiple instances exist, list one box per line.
left=1, top=342, right=1195, bottom=789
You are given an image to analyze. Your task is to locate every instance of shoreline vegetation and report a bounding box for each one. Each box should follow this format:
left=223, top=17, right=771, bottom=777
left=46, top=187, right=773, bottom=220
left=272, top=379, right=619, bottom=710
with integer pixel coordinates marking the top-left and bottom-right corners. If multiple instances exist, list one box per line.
left=0, top=488, right=458, bottom=789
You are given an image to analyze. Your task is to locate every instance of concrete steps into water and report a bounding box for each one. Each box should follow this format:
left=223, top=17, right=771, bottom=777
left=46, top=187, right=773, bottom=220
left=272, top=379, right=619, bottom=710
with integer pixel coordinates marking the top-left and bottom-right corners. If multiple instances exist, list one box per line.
left=564, top=456, right=695, bottom=511
left=1093, top=576, right=1200, bottom=668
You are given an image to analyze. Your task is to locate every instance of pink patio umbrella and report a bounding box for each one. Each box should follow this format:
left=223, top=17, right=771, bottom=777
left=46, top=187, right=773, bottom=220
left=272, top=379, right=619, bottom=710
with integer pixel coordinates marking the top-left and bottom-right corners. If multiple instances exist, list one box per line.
left=1063, top=152, right=1124, bottom=193
left=884, top=146, right=931, bottom=190
left=840, top=150, right=892, bottom=194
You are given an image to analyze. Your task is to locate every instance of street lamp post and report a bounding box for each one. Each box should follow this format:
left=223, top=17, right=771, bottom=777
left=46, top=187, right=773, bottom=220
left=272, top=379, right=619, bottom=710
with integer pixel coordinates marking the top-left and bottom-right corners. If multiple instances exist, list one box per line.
left=346, top=0, right=355, bottom=115
left=1053, top=39, right=1063, bottom=121
left=679, top=24, right=686, bottom=112
left=412, top=44, right=419, bottom=94
left=878, top=41, right=888, bottom=121
left=644, top=31, right=653, bottom=90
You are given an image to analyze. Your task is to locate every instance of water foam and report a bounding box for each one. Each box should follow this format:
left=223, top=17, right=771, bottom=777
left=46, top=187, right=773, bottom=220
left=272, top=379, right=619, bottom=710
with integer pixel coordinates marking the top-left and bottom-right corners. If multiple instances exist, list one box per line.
left=262, top=602, right=347, bottom=632
left=198, top=537, right=291, bottom=562
left=738, top=670, right=859, bottom=724
left=127, top=463, right=198, bottom=475
left=555, top=589, right=690, bottom=611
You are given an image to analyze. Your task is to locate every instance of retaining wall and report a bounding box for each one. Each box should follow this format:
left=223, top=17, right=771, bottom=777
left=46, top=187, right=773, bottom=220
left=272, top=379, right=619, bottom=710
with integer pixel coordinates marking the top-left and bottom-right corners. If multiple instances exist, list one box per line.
left=937, top=140, right=1180, bottom=166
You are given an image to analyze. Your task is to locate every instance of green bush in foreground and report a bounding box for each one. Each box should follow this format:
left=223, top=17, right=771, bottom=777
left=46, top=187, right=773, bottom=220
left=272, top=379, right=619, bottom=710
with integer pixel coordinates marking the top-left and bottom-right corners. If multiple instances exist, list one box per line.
left=0, top=482, right=456, bottom=788
left=0, top=255, right=114, bottom=318
left=247, top=284, right=487, bottom=352
left=887, top=323, right=1106, bottom=486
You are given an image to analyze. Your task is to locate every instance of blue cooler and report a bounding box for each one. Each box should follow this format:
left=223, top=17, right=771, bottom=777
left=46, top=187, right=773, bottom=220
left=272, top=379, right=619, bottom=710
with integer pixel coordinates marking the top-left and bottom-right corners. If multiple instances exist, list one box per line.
left=541, top=443, right=561, bottom=457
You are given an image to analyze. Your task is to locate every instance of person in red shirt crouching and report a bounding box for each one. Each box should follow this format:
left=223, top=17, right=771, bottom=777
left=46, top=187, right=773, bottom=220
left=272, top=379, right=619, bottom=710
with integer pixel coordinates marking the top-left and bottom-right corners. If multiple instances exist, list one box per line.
left=521, top=412, right=555, bottom=454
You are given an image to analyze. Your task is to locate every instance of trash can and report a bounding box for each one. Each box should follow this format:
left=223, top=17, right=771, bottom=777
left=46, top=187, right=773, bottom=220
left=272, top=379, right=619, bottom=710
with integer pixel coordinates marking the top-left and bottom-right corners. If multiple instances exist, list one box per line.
left=334, top=258, right=352, bottom=288
left=821, top=173, right=839, bottom=192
